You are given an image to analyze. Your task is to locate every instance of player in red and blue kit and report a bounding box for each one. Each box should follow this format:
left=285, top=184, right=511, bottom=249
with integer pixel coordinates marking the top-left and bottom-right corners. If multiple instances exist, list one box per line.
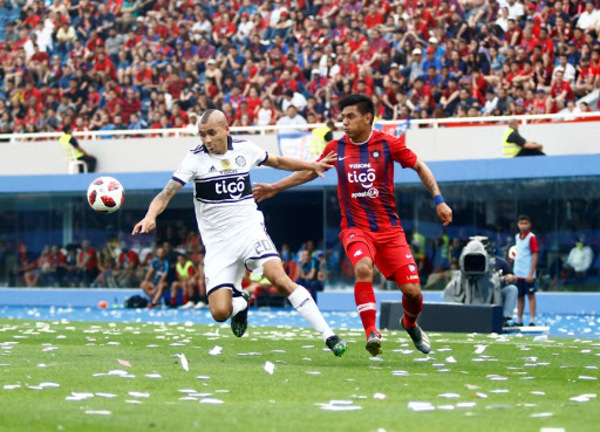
left=254, top=94, right=453, bottom=356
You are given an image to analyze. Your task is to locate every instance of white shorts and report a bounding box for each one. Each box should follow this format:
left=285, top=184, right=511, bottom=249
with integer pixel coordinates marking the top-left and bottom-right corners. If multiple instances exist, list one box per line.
left=204, top=221, right=280, bottom=296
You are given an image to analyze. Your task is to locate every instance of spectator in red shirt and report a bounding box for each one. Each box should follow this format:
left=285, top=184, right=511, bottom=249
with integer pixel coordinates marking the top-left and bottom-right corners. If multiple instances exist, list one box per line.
left=409, top=78, right=435, bottom=113
left=574, top=56, right=596, bottom=97
left=121, top=88, right=141, bottom=124
left=365, top=3, right=384, bottom=28
left=77, top=240, right=99, bottom=286
left=93, top=51, right=117, bottom=84
left=549, top=69, right=574, bottom=110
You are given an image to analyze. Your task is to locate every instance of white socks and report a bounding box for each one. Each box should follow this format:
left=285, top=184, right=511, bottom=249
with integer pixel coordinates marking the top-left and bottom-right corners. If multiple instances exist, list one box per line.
left=231, top=295, right=247, bottom=317
left=287, top=285, right=335, bottom=342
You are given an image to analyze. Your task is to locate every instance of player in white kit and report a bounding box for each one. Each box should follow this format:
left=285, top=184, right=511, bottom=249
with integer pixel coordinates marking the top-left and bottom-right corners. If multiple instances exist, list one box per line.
left=132, top=109, right=347, bottom=356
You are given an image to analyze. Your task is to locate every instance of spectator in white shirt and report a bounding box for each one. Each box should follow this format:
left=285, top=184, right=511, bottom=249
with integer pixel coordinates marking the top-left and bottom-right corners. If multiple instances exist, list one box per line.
left=564, top=236, right=594, bottom=278
left=577, top=0, right=600, bottom=30
left=482, top=90, right=499, bottom=115
left=276, top=105, right=308, bottom=132
left=281, top=89, right=308, bottom=112
left=499, top=0, right=525, bottom=21
left=552, top=54, right=576, bottom=86
left=495, top=6, right=510, bottom=32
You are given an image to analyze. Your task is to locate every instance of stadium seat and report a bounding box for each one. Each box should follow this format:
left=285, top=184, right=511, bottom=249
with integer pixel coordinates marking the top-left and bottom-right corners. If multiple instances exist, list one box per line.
left=64, top=145, right=87, bottom=174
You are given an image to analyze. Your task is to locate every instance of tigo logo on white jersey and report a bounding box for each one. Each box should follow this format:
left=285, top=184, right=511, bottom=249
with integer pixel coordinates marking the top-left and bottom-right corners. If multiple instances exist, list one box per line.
left=215, top=176, right=247, bottom=199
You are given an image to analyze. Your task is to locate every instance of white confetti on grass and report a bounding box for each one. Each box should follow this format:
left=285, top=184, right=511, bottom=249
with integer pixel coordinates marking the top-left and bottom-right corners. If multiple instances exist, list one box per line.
left=446, top=356, right=457, bottom=363
left=530, top=413, right=554, bottom=418
left=145, top=373, right=162, bottom=379
left=96, top=392, right=117, bottom=398
left=3, top=384, right=21, bottom=390
left=569, top=393, right=596, bottom=403
left=408, top=401, right=435, bottom=412
left=373, top=393, right=387, bottom=400
left=27, top=385, right=44, bottom=390
left=196, top=375, right=210, bottom=380
left=174, top=354, right=189, bottom=371
left=128, top=391, right=150, bottom=398
left=264, top=361, right=275, bottom=375
left=320, top=405, right=362, bottom=412
left=209, top=346, right=223, bottom=356
left=200, top=398, right=224, bottom=405
left=439, top=393, right=460, bottom=399
left=578, top=375, right=597, bottom=381
left=39, top=382, right=60, bottom=389
left=85, top=410, right=111, bottom=415
left=318, top=400, right=362, bottom=411
left=474, top=345, right=487, bottom=354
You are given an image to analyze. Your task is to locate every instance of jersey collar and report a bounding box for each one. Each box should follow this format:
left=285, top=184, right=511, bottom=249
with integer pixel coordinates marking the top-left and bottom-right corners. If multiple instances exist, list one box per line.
left=519, top=230, right=531, bottom=239
left=348, top=131, right=373, bottom=146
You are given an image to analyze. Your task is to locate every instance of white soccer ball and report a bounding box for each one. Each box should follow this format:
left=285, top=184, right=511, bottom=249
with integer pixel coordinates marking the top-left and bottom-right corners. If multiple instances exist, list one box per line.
left=87, top=176, right=125, bottom=213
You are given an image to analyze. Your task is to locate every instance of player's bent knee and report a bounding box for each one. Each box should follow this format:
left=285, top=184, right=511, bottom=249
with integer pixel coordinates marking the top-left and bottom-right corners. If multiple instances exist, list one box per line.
left=399, top=283, right=421, bottom=300
left=354, top=258, right=374, bottom=281
left=210, top=307, right=230, bottom=322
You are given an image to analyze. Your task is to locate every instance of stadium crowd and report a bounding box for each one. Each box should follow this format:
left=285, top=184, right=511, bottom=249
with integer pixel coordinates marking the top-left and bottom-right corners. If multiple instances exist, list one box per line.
left=3, top=220, right=599, bottom=305
left=4, top=230, right=331, bottom=306
left=1, top=0, right=600, bottom=139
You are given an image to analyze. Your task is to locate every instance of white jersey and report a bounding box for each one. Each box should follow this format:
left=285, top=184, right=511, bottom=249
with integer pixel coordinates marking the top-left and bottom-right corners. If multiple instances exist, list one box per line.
left=172, top=136, right=268, bottom=246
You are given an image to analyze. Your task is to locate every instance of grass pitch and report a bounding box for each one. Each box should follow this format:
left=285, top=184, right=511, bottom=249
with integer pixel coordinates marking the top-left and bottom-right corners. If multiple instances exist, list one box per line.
left=0, top=318, right=597, bottom=432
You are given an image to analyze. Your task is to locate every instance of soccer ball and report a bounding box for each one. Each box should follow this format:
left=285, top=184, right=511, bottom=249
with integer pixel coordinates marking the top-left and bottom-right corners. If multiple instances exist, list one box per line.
left=87, top=176, right=125, bottom=213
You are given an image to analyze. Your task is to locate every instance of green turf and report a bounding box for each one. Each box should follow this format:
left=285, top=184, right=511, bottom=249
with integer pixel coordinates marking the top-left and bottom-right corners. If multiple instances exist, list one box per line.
left=0, top=318, right=597, bottom=432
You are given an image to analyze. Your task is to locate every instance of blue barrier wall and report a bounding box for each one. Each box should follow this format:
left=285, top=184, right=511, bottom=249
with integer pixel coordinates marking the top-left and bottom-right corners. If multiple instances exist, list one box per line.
left=0, top=288, right=598, bottom=315
left=316, top=291, right=600, bottom=315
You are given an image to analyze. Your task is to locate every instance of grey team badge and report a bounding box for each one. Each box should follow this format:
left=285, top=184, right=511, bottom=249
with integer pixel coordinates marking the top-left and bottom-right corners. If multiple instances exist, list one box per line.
left=235, top=155, right=247, bottom=167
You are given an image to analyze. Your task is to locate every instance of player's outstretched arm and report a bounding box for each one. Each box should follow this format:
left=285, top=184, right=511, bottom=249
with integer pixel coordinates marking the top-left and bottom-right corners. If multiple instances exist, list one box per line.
left=262, top=151, right=337, bottom=178
left=411, top=159, right=453, bottom=226
left=253, top=151, right=337, bottom=202
left=132, top=180, right=183, bottom=234
left=253, top=170, right=317, bottom=203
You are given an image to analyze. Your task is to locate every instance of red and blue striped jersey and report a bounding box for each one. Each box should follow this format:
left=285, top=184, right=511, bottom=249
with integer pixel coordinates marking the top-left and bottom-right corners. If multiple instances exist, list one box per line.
left=320, top=130, right=417, bottom=232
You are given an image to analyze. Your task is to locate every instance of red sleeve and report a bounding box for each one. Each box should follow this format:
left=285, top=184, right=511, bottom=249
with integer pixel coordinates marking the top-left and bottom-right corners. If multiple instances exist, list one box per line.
left=389, top=134, right=417, bottom=168
left=187, top=265, right=196, bottom=277
left=529, top=235, right=539, bottom=253
left=317, top=140, right=337, bottom=162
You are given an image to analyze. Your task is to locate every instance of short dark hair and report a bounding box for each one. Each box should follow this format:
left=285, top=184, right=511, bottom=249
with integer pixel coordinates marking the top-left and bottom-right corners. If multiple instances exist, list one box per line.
left=339, top=94, right=375, bottom=124
left=518, top=214, right=531, bottom=222
left=62, top=124, right=72, bottom=133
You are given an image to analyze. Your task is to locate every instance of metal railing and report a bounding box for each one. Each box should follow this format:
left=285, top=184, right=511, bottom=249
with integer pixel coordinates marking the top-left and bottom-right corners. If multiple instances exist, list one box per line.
left=1, top=111, right=598, bottom=142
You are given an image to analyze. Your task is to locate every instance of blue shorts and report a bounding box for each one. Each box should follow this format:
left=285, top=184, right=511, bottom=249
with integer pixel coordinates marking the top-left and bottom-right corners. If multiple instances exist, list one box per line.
left=516, top=279, right=537, bottom=296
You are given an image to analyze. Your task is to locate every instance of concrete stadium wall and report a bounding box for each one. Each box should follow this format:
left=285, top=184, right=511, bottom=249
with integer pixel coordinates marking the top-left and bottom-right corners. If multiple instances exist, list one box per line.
left=2, top=121, right=599, bottom=176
